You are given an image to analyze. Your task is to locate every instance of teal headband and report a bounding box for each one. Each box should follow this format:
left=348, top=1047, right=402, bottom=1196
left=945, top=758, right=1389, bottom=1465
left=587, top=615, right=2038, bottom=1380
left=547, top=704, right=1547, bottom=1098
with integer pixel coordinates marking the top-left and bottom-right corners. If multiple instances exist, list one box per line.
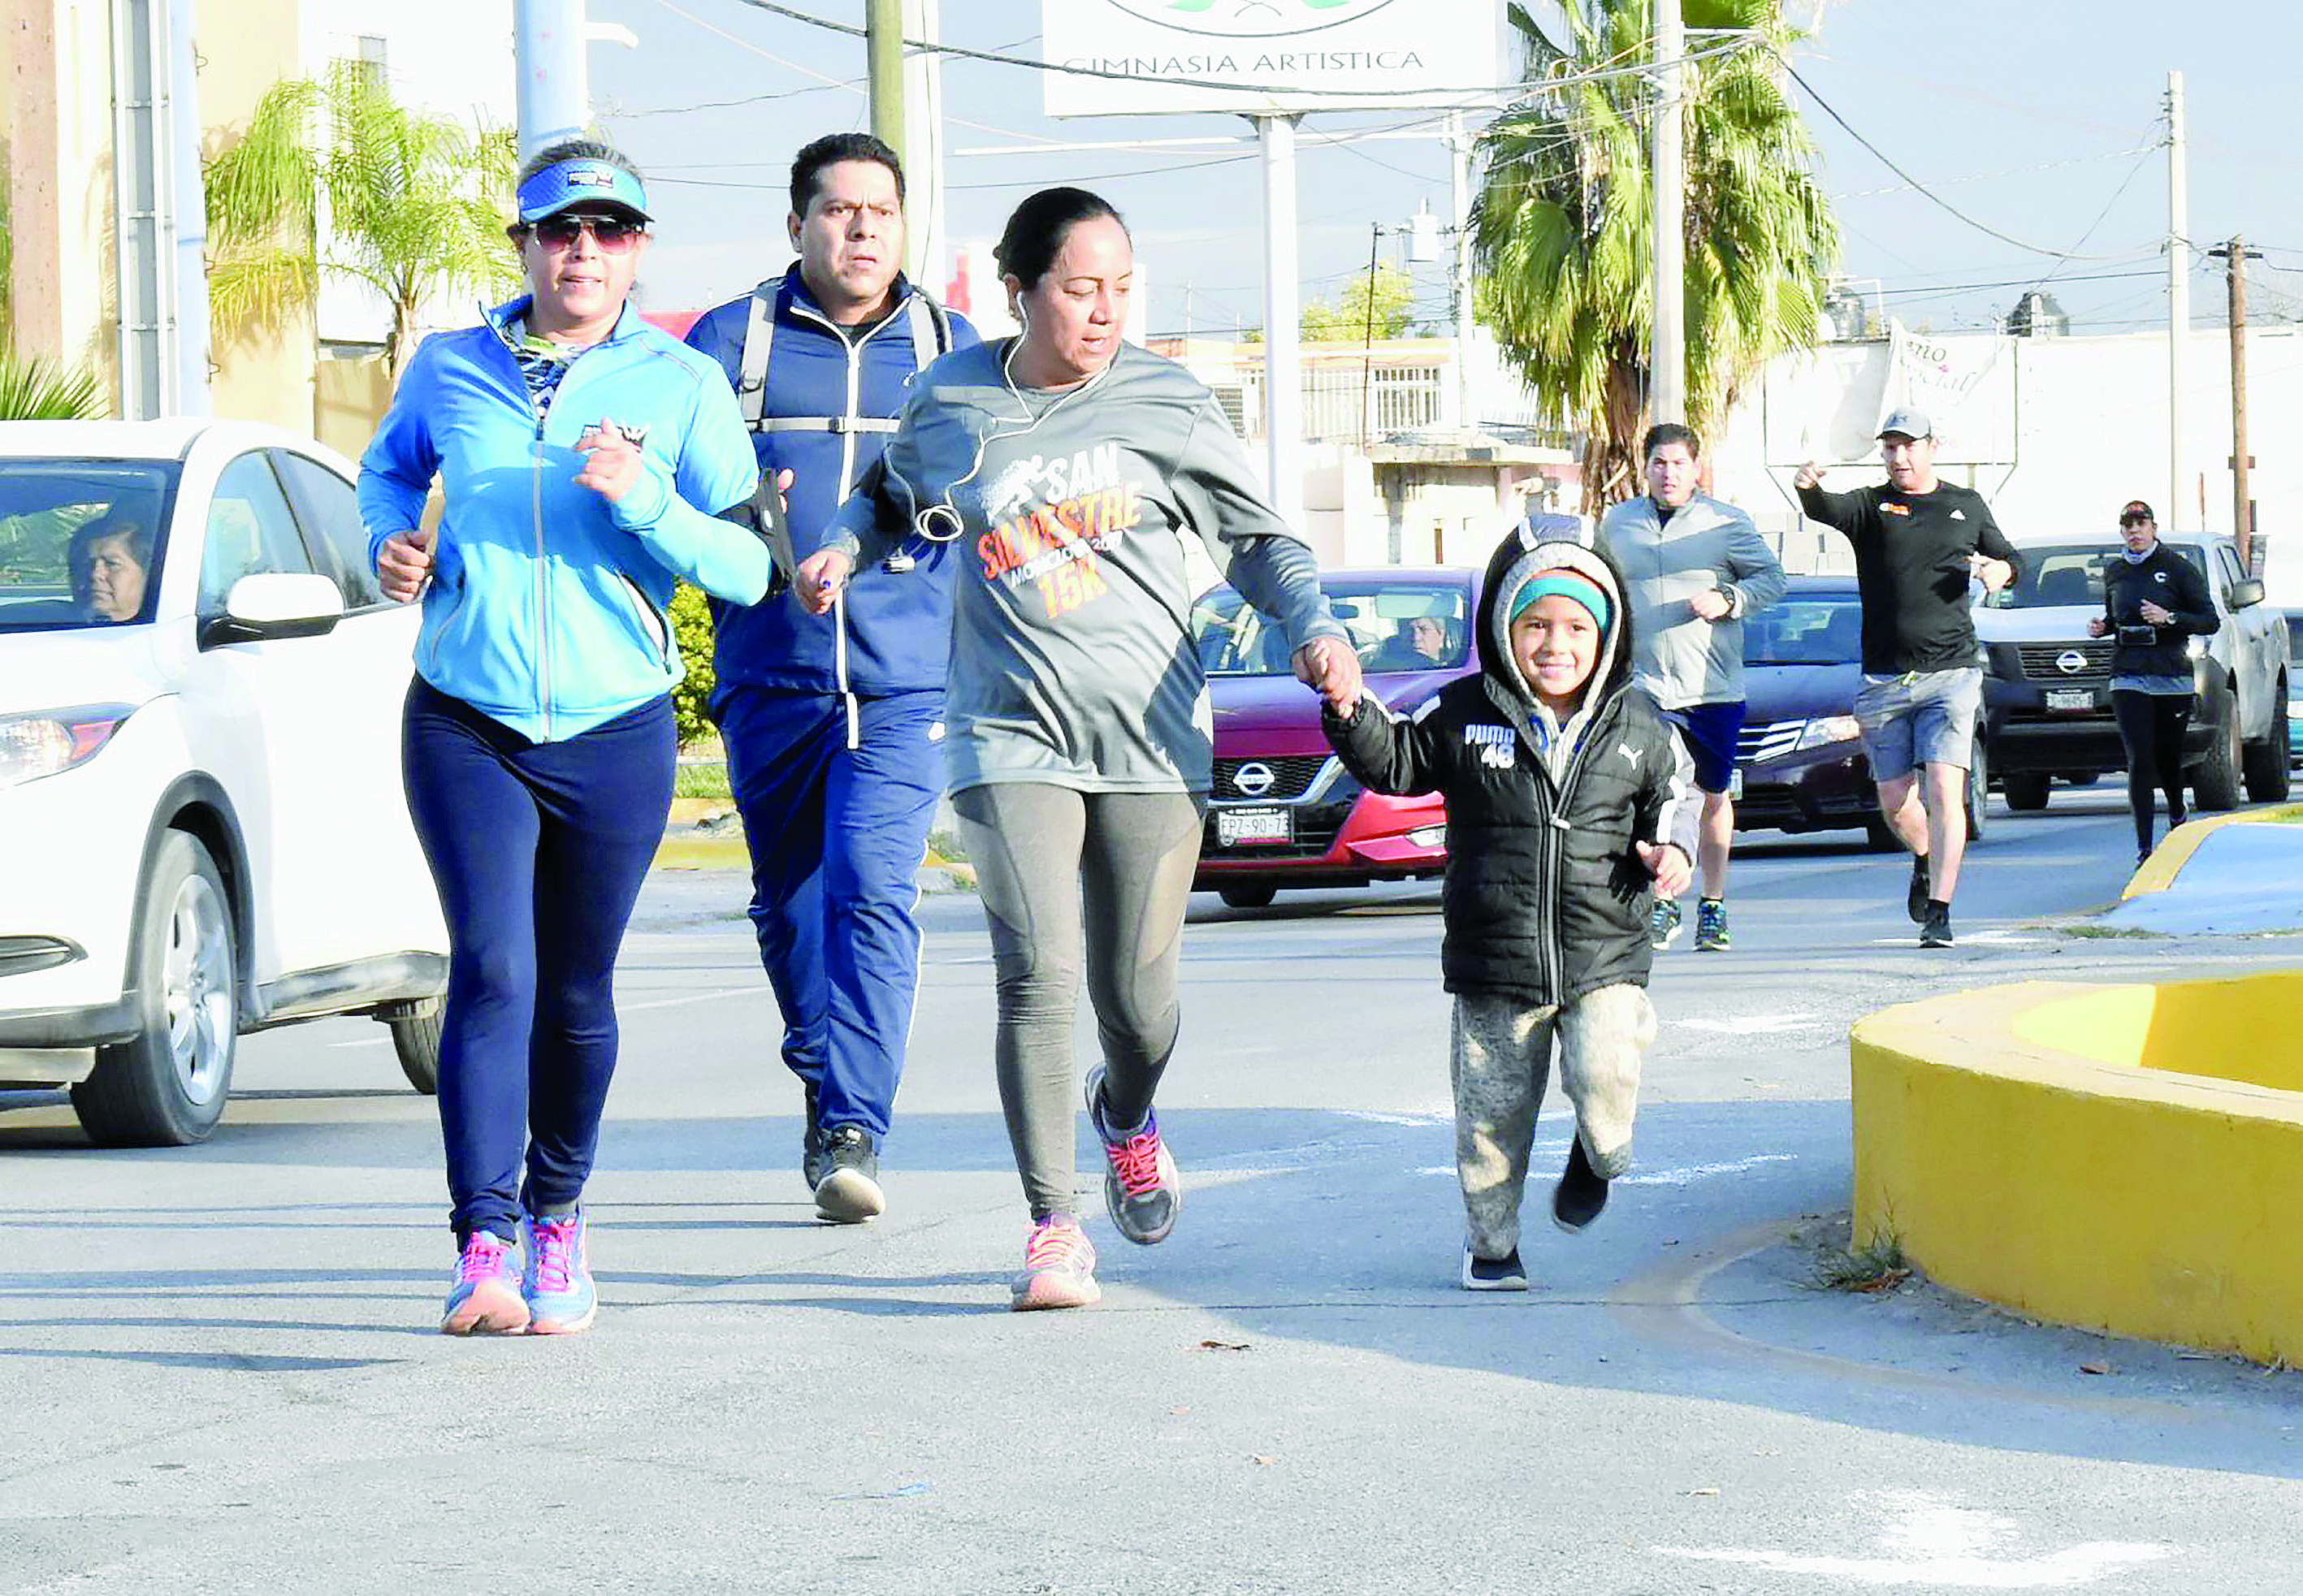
left=1509, top=569, right=1610, bottom=630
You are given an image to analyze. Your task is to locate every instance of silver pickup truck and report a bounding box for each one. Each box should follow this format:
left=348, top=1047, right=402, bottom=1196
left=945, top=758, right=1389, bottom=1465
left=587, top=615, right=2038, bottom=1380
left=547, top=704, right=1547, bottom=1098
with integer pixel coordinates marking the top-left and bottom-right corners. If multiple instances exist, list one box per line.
left=1976, top=534, right=2291, bottom=811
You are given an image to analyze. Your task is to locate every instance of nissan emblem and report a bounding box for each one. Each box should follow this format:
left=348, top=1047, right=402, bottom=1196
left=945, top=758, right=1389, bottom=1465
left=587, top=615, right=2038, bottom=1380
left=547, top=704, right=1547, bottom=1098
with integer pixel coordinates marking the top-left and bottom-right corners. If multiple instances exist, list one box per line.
left=1235, top=762, right=1276, bottom=797
left=2055, top=650, right=2088, bottom=675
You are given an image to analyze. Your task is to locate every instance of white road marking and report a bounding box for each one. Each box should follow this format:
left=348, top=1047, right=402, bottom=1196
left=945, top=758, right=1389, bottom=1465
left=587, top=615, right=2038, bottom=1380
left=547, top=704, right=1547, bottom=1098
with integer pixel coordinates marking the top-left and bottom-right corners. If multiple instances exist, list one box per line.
left=1413, top=1153, right=1795, bottom=1184
left=1658, top=1497, right=2168, bottom=1588
left=1679, top=1014, right=1821, bottom=1035
left=327, top=1038, right=389, bottom=1049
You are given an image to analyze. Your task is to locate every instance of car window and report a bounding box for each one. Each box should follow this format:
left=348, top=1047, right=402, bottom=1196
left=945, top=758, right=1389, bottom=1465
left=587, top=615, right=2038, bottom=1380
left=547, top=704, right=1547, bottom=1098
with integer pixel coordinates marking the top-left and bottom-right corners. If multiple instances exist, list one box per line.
left=0, top=460, right=179, bottom=632
left=2287, top=615, right=2303, bottom=668
left=199, top=452, right=316, bottom=613
left=1985, top=543, right=2204, bottom=609
left=272, top=450, right=385, bottom=611
left=1193, top=577, right=1473, bottom=676
left=2215, top=545, right=2243, bottom=590
left=1744, top=596, right=1864, bottom=665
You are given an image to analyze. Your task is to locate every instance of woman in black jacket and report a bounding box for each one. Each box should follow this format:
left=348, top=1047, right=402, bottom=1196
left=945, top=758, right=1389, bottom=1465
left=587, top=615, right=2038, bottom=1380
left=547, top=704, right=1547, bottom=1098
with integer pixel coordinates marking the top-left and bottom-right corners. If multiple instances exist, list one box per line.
left=2089, top=500, right=2219, bottom=865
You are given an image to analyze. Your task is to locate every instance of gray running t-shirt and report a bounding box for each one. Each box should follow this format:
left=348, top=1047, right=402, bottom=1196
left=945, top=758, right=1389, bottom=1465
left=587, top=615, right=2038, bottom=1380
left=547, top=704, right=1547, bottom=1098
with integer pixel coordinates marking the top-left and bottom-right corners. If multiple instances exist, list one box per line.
left=828, top=340, right=1344, bottom=794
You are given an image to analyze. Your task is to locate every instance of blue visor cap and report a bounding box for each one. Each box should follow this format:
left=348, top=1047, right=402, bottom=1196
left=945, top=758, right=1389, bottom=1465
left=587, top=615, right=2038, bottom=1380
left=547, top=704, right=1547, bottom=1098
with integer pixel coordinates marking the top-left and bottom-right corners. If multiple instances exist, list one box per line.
left=517, top=159, right=652, bottom=225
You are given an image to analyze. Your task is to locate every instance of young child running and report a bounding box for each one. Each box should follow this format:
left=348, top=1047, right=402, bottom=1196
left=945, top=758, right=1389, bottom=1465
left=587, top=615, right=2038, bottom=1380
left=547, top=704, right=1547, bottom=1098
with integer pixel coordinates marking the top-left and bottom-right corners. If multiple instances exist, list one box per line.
left=1323, top=521, right=1695, bottom=1289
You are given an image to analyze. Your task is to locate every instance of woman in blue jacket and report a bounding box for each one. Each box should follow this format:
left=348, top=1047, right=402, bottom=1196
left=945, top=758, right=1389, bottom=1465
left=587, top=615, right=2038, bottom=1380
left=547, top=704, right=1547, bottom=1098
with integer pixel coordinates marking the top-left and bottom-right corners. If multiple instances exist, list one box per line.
left=360, top=139, right=773, bottom=1337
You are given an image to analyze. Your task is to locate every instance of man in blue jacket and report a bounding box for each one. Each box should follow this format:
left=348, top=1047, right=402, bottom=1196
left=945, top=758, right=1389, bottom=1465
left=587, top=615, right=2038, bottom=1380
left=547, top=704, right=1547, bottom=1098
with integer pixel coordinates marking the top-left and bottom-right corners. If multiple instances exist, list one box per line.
left=686, top=133, right=979, bottom=1223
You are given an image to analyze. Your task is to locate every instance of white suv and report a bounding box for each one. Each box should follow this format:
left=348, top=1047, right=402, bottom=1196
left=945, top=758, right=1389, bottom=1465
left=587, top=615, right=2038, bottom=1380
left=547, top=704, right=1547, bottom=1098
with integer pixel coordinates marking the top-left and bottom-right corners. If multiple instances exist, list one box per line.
left=1, top=420, right=448, bottom=1144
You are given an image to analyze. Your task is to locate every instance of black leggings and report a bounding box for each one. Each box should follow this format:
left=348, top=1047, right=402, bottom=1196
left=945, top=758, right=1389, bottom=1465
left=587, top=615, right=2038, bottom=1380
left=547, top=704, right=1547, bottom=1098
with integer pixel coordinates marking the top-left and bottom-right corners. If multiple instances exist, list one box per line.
left=2111, top=690, right=2193, bottom=854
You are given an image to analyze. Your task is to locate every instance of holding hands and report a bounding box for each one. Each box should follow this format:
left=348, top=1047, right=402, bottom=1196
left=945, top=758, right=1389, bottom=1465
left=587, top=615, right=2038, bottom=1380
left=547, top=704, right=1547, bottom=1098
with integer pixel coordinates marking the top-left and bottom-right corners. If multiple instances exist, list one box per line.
left=1293, top=634, right=1363, bottom=712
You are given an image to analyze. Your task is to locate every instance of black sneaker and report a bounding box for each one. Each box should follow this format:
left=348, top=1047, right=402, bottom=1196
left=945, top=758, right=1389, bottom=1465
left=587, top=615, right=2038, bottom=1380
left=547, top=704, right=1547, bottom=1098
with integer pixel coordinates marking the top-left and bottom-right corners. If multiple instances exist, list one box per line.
left=1552, top=1137, right=1610, bottom=1233
left=812, top=1126, right=885, bottom=1223
left=801, top=1085, right=829, bottom=1192
left=1907, top=854, right=1931, bottom=924
left=1919, top=902, right=1954, bottom=948
left=1461, top=1247, right=1528, bottom=1291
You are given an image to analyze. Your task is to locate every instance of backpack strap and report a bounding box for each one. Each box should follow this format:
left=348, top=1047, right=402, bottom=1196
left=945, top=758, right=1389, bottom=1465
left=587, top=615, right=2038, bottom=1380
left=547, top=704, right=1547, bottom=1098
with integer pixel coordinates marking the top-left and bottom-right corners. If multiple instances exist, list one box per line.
left=734, top=277, right=779, bottom=430
left=905, top=290, right=953, bottom=372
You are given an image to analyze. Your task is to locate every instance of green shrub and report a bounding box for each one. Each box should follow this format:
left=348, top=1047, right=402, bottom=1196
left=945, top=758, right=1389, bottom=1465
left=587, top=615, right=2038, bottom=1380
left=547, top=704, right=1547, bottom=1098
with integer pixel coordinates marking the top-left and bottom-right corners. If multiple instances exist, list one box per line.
left=669, top=582, right=717, bottom=748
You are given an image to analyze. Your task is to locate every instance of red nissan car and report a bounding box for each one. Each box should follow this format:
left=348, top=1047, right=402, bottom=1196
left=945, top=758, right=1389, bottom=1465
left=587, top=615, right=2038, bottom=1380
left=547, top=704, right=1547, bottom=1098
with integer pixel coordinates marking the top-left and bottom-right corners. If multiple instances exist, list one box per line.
left=1190, top=566, right=1481, bottom=907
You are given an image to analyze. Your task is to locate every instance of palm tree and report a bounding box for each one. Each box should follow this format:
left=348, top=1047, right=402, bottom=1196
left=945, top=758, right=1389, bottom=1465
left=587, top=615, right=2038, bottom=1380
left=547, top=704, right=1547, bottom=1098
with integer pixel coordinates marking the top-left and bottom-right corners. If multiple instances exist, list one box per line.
left=203, top=62, right=519, bottom=384
left=1474, top=0, right=1838, bottom=513
left=0, top=348, right=103, bottom=421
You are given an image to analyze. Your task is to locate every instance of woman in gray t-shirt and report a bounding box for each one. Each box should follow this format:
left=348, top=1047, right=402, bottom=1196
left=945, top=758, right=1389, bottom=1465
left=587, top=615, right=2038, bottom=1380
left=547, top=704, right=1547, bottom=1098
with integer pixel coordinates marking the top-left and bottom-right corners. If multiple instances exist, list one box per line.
left=803, top=188, right=1359, bottom=1311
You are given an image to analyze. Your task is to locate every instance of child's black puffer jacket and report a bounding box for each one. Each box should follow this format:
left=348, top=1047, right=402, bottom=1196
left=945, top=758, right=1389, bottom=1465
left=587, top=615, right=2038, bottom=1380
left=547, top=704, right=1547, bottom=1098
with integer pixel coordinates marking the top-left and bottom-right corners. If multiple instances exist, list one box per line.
left=1323, top=526, right=1692, bottom=1008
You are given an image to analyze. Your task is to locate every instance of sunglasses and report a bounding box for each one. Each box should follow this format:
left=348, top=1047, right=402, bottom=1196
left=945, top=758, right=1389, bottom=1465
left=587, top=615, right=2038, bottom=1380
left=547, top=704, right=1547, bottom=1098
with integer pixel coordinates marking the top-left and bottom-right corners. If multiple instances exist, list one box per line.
left=519, top=213, right=645, bottom=253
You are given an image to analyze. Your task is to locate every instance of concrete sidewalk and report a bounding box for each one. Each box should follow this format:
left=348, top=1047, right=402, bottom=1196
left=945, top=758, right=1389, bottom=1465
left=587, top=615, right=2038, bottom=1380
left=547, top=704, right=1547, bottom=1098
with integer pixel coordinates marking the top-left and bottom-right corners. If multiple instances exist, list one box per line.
left=2106, top=804, right=2303, bottom=935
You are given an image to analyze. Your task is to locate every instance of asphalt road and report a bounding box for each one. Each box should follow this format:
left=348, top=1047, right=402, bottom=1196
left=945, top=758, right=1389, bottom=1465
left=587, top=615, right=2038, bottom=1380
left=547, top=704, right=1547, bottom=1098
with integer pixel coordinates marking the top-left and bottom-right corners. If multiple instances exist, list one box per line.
left=5, top=789, right=2301, bottom=1594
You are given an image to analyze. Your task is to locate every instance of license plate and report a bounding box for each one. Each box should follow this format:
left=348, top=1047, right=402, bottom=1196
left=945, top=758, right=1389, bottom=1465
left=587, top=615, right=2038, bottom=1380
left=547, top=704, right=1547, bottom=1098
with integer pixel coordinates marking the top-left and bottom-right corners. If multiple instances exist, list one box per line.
left=1728, top=768, right=1744, bottom=799
left=2045, top=687, right=2094, bottom=712
left=1216, top=807, right=1292, bottom=846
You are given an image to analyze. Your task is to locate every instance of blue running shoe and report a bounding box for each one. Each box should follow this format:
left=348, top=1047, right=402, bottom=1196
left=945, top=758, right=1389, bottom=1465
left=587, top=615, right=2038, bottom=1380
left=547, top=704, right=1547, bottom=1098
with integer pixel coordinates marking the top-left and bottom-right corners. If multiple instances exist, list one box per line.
left=520, top=1209, right=597, bottom=1335
left=441, top=1230, right=527, bottom=1336
left=1694, top=897, right=1729, bottom=952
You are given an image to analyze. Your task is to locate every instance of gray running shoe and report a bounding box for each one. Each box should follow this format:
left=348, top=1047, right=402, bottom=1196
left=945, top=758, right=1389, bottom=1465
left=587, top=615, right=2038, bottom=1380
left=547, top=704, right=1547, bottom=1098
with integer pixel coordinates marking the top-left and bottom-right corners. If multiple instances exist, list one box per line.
left=1085, top=1066, right=1180, bottom=1245
left=1461, top=1248, right=1529, bottom=1291
left=812, top=1126, right=885, bottom=1222
left=1648, top=897, right=1684, bottom=950
left=1919, top=903, right=1954, bottom=949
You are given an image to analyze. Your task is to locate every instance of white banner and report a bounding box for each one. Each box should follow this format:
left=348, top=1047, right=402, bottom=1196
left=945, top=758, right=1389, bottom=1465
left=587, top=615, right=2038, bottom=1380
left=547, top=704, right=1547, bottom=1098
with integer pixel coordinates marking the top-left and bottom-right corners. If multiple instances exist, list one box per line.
left=1040, top=0, right=1505, bottom=118
left=1878, top=318, right=2010, bottom=450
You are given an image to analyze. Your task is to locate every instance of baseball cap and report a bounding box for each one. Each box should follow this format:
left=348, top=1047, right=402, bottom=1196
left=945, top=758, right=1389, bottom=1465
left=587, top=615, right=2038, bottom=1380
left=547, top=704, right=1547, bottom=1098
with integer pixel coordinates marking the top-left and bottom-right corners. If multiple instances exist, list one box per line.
left=1877, top=405, right=1933, bottom=441
left=516, top=158, right=652, bottom=226
left=2119, top=499, right=2155, bottom=523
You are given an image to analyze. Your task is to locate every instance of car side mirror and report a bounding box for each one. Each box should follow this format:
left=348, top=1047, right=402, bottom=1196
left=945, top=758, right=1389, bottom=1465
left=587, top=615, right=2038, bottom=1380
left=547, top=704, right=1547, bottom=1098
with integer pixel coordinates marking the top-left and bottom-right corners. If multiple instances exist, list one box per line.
left=2228, top=577, right=2266, bottom=609
left=198, top=572, right=346, bottom=649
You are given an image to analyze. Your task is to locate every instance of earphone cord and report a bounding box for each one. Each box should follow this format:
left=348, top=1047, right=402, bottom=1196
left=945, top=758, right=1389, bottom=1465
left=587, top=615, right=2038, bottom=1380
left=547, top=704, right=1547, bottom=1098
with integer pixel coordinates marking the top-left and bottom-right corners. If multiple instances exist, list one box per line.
left=911, top=317, right=1113, bottom=545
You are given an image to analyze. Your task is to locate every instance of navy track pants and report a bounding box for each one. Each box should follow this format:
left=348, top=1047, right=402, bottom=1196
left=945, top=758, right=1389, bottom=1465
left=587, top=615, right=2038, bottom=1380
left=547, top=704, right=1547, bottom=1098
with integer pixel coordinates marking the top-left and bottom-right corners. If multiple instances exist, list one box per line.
left=401, top=680, right=673, bottom=1243
left=714, top=686, right=945, bottom=1140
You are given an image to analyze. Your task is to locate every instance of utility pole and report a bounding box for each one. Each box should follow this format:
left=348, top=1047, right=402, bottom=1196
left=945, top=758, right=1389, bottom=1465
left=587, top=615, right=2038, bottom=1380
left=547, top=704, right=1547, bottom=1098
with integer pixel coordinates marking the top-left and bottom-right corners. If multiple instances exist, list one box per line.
left=2166, top=70, right=2188, bottom=530
left=868, top=0, right=904, bottom=161
left=1650, top=0, right=1686, bottom=426
left=898, top=0, right=942, bottom=288
left=1447, top=110, right=1474, bottom=431
left=1258, top=113, right=1304, bottom=530
left=1360, top=225, right=1381, bottom=449
left=2208, top=236, right=2263, bottom=573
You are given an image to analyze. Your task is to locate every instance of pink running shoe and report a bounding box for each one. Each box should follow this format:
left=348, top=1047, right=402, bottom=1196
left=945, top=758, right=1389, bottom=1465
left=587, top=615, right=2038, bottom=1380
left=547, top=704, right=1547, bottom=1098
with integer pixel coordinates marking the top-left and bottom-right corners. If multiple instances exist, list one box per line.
left=1011, top=1216, right=1101, bottom=1311
left=440, top=1231, right=528, bottom=1336
left=520, top=1210, right=597, bottom=1335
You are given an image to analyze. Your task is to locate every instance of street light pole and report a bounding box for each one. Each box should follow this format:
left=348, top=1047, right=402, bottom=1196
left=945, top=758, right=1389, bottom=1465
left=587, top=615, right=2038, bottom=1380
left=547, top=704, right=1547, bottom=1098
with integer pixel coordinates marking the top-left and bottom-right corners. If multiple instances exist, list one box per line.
left=868, top=0, right=905, bottom=160
left=513, top=0, right=589, bottom=156
left=1650, top=0, right=1686, bottom=426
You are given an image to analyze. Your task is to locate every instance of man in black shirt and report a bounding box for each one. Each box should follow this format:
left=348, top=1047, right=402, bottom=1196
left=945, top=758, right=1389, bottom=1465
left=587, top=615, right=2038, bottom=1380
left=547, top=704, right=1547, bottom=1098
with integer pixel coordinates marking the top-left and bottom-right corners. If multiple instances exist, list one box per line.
left=1794, top=407, right=2019, bottom=947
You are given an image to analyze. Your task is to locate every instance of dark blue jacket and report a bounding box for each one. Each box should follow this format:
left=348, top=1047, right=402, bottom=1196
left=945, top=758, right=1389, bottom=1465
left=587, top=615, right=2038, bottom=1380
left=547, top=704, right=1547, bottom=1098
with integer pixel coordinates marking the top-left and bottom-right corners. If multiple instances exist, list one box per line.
left=685, top=264, right=980, bottom=696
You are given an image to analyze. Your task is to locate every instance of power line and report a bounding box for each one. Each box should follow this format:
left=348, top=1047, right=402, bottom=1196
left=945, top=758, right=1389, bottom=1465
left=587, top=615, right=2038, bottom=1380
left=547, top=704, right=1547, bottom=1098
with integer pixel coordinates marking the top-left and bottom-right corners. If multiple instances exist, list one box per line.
left=727, top=0, right=1715, bottom=104
left=1782, top=57, right=2151, bottom=264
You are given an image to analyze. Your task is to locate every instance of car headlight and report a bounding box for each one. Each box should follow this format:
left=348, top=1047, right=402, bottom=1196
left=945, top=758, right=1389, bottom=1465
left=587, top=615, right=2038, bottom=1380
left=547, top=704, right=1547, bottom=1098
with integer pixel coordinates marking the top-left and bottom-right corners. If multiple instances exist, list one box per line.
left=1795, top=714, right=1862, bottom=750
left=1406, top=824, right=1445, bottom=848
left=0, top=704, right=137, bottom=789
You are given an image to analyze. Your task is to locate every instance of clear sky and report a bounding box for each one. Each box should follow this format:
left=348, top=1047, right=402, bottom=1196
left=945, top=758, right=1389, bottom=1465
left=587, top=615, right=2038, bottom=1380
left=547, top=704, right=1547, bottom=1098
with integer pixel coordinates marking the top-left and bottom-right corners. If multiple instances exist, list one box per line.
left=586, top=1, right=2297, bottom=340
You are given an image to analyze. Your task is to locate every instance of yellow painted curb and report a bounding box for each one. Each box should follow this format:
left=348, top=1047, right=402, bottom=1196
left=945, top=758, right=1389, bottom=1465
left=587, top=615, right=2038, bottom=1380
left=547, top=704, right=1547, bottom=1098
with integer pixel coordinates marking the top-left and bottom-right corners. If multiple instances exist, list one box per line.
left=1851, top=973, right=2303, bottom=1365
left=2122, top=802, right=2303, bottom=898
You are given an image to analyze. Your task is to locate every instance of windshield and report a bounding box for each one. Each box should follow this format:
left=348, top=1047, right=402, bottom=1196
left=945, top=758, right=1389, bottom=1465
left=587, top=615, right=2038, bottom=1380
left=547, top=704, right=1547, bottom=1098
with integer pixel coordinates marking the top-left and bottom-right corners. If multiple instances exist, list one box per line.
left=0, top=461, right=179, bottom=631
left=1743, top=595, right=1864, bottom=665
left=1193, top=577, right=1474, bottom=676
left=1984, top=542, right=2203, bottom=609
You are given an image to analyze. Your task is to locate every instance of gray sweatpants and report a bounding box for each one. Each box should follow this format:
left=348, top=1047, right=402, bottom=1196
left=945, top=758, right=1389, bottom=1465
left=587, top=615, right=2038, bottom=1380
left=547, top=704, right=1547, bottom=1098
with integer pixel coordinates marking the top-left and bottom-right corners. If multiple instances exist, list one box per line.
left=954, top=783, right=1206, bottom=1221
left=1450, top=984, right=1654, bottom=1261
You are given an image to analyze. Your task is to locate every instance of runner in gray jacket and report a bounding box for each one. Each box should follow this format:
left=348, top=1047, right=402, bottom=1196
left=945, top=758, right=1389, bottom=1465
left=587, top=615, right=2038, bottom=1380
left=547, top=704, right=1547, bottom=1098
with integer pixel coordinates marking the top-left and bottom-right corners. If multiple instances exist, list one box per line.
left=799, top=187, right=1357, bottom=1312
left=1596, top=424, right=1784, bottom=952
